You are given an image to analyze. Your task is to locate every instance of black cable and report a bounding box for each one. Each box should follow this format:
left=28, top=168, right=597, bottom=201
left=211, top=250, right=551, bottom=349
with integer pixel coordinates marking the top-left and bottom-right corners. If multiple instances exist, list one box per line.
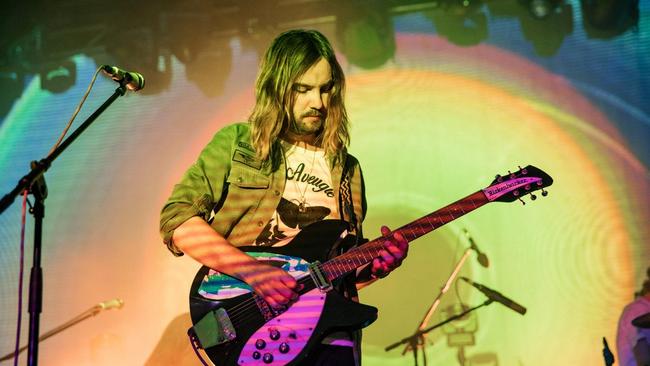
left=187, top=329, right=211, bottom=366
left=13, top=190, right=28, bottom=366
left=46, top=66, right=103, bottom=158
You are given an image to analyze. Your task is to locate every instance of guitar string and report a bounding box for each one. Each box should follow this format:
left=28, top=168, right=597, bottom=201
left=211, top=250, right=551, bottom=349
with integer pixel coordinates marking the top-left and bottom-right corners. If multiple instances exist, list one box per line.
left=196, top=177, right=538, bottom=347
left=203, top=203, right=473, bottom=326
left=222, top=244, right=433, bottom=328
left=213, top=260, right=348, bottom=324
left=202, top=219, right=438, bottom=325
left=221, top=276, right=316, bottom=327
left=201, top=183, right=527, bottom=329
left=208, top=276, right=325, bottom=331
left=202, top=240, right=389, bottom=327
left=223, top=220, right=440, bottom=323
left=220, top=236, right=418, bottom=329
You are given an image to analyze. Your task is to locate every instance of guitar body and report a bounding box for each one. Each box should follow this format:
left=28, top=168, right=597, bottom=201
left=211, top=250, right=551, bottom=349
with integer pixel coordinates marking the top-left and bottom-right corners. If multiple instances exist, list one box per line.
left=189, top=220, right=378, bottom=366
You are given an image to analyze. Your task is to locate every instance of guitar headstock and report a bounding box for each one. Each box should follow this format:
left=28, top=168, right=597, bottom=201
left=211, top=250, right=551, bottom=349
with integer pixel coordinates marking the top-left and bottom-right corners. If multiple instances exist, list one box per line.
left=482, top=165, right=553, bottom=203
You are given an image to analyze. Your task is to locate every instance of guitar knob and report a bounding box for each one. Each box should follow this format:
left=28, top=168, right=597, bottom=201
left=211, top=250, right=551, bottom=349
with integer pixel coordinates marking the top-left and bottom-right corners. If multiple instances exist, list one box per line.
left=255, top=339, right=266, bottom=350
left=263, top=353, right=274, bottom=364
left=279, top=342, right=290, bottom=354
left=252, top=351, right=261, bottom=360
left=269, top=328, right=281, bottom=340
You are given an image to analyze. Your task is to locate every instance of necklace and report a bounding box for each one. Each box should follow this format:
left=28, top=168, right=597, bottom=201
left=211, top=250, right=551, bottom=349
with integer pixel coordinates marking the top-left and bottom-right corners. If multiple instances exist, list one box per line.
left=284, top=141, right=318, bottom=213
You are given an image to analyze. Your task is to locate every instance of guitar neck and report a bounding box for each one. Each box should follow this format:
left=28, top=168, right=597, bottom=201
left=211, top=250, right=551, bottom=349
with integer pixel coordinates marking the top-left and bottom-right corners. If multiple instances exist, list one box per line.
left=320, top=190, right=489, bottom=281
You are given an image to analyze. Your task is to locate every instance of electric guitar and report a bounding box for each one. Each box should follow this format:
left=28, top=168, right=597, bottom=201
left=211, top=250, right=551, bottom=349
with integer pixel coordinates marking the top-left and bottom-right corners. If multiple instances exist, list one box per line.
left=188, top=165, right=553, bottom=365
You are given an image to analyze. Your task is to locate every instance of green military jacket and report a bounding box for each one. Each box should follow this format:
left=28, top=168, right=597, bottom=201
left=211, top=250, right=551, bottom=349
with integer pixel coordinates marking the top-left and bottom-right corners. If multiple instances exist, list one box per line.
left=160, top=122, right=366, bottom=255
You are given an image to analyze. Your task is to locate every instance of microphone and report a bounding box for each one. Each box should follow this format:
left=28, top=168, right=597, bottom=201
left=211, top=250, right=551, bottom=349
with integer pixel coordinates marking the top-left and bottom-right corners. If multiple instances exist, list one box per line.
left=95, top=298, right=124, bottom=311
left=460, top=277, right=526, bottom=315
left=101, top=65, right=145, bottom=91
left=463, top=229, right=489, bottom=268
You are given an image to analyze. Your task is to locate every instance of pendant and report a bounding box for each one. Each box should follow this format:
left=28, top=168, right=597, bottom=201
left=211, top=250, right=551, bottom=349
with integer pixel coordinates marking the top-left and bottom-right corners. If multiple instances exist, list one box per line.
left=298, top=201, right=306, bottom=213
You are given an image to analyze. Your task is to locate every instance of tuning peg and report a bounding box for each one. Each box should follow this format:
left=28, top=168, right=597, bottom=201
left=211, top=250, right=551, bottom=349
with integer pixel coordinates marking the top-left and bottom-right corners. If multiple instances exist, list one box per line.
left=530, top=193, right=537, bottom=200
left=519, top=165, right=527, bottom=175
left=518, top=197, right=526, bottom=205
left=495, top=174, right=502, bottom=182
left=541, top=189, right=548, bottom=197
left=508, top=170, right=515, bottom=179
left=512, top=190, right=519, bottom=196
left=524, top=184, right=531, bottom=191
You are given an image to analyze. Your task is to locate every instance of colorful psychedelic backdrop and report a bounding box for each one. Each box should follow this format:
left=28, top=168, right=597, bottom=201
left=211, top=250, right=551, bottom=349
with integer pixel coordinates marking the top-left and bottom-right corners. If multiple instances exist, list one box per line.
left=0, top=1, right=648, bottom=365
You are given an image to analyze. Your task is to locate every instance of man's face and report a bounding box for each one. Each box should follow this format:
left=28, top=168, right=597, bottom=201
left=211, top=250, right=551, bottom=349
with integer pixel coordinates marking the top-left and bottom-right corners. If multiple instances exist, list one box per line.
left=290, top=57, right=333, bottom=137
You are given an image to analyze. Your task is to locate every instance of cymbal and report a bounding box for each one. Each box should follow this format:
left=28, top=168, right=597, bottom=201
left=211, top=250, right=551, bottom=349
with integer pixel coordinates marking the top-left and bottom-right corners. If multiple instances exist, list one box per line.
left=632, top=312, right=650, bottom=329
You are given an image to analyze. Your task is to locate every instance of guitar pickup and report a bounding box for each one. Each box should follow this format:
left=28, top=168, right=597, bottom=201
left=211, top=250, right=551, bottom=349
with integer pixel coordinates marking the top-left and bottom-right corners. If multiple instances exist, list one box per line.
left=308, top=261, right=332, bottom=292
left=191, top=307, right=237, bottom=349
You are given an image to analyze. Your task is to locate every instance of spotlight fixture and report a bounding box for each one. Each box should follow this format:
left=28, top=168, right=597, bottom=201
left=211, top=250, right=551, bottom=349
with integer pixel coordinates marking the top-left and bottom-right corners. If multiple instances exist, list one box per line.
left=528, top=0, right=557, bottom=19
left=40, top=59, right=76, bottom=93
left=581, top=0, right=639, bottom=38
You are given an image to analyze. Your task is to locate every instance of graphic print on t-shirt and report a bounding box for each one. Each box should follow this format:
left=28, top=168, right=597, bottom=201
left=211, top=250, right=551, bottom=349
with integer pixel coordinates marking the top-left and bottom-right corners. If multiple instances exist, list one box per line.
left=255, top=198, right=331, bottom=246
left=255, top=143, right=338, bottom=247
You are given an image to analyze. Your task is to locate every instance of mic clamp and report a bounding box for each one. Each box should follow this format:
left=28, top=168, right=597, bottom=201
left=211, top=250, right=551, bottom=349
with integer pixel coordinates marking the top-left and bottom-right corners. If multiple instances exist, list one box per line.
left=101, top=65, right=145, bottom=91
left=463, top=228, right=489, bottom=268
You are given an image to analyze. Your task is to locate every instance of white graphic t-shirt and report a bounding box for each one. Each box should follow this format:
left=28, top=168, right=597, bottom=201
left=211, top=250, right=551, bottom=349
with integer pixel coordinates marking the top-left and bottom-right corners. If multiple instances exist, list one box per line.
left=253, top=141, right=353, bottom=347
left=254, top=141, right=339, bottom=247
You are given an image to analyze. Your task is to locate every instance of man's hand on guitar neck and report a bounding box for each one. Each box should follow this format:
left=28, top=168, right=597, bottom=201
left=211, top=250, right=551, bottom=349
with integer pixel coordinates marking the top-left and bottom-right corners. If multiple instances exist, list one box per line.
left=370, top=226, right=409, bottom=279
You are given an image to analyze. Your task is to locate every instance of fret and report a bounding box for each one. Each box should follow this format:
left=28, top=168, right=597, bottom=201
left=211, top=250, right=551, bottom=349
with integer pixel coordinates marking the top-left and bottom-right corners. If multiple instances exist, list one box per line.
left=333, top=263, right=343, bottom=277
left=352, top=255, right=362, bottom=266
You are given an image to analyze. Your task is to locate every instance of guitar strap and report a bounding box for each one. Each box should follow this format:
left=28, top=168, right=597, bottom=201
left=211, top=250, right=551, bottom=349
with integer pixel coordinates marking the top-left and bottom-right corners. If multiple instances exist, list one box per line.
left=339, top=155, right=364, bottom=243
left=336, top=155, right=364, bottom=366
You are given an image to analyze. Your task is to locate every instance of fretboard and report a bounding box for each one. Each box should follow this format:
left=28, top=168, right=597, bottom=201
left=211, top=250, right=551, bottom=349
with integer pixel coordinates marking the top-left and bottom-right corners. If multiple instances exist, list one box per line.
left=320, top=190, right=489, bottom=281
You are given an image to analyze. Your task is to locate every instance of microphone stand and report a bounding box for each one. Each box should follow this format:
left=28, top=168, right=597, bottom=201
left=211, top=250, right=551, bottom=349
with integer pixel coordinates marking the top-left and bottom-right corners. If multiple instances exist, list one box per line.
left=385, top=299, right=494, bottom=364
left=391, top=247, right=474, bottom=366
left=0, top=300, right=123, bottom=362
left=0, top=82, right=128, bottom=366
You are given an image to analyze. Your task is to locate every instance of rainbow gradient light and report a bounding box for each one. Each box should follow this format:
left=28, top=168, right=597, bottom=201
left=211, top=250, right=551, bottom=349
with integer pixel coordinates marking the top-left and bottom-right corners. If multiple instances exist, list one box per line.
left=0, top=29, right=647, bottom=366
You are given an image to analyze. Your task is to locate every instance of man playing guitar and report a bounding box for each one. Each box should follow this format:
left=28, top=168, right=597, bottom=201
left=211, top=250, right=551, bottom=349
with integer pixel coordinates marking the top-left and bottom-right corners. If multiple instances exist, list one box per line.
left=160, top=29, right=409, bottom=366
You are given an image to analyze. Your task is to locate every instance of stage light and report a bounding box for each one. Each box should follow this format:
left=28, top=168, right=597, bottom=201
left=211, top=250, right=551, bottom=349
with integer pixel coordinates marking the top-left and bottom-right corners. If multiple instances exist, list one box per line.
left=40, top=60, right=76, bottom=94
left=528, top=0, right=555, bottom=19
left=423, top=1, right=489, bottom=47
left=337, top=3, right=395, bottom=69
left=514, top=0, right=574, bottom=57
left=581, top=0, right=639, bottom=39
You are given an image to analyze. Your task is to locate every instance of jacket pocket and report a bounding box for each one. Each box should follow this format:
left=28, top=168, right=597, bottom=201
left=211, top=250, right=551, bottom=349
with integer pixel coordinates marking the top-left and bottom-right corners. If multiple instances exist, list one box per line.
left=227, top=165, right=270, bottom=189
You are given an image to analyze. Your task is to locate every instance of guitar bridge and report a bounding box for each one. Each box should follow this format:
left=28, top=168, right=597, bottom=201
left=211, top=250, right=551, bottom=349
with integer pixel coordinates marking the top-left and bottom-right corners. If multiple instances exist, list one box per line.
left=191, top=307, right=237, bottom=349
left=308, top=261, right=332, bottom=292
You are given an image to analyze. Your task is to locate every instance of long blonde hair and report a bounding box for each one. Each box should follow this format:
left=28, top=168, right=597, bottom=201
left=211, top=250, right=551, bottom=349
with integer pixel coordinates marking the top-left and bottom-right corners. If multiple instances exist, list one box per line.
left=248, top=29, right=350, bottom=162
